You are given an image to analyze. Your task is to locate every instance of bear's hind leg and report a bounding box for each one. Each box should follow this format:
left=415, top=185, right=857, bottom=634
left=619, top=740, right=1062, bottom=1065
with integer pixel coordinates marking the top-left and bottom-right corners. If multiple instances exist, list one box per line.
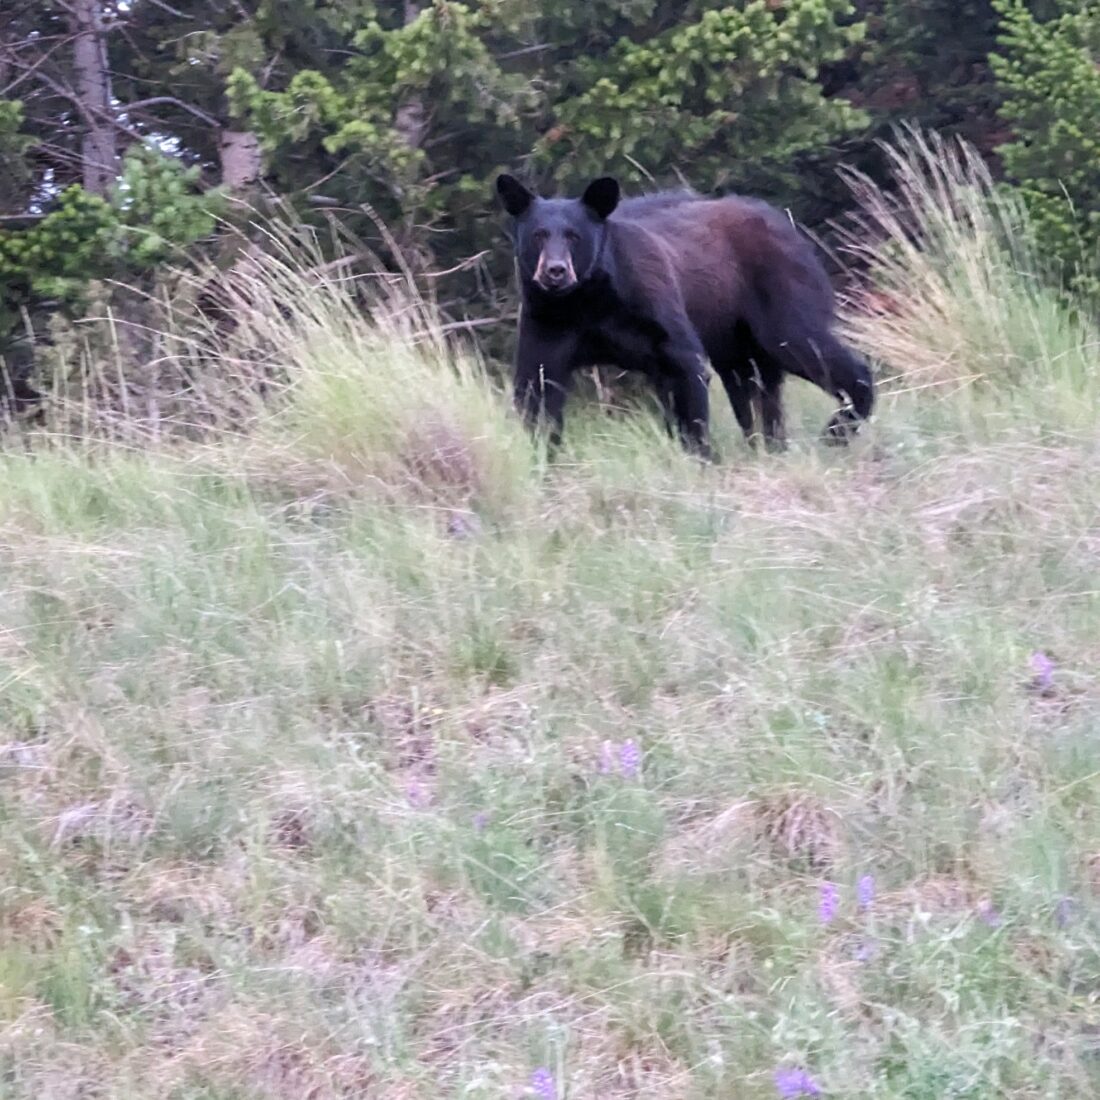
left=758, top=330, right=873, bottom=446
left=711, top=324, right=787, bottom=451
left=712, top=360, right=756, bottom=442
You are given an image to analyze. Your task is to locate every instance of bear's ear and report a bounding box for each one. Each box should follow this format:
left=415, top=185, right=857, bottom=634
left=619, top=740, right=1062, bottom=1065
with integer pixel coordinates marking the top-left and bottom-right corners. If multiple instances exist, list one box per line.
left=581, top=176, right=620, bottom=220
left=496, top=174, right=534, bottom=217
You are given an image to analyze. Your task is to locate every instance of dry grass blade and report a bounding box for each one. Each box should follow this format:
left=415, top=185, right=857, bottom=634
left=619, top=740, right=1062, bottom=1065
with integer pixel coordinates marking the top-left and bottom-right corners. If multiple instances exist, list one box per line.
left=836, top=125, right=1097, bottom=399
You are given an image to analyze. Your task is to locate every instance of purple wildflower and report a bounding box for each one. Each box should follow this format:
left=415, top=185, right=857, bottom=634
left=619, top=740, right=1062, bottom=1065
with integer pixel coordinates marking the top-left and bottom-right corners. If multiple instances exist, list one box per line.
left=619, top=739, right=642, bottom=779
left=1029, top=651, right=1055, bottom=691
left=818, top=881, right=839, bottom=924
left=854, top=938, right=878, bottom=963
left=405, top=780, right=429, bottom=809
left=774, top=1067, right=822, bottom=1098
left=530, top=1067, right=556, bottom=1100
left=598, top=739, right=642, bottom=779
left=472, top=810, right=491, bottom=833
left=598, top=740, right=615, bottom=775
left=1055, top=896, right=1076, bottom=929
left=857, top=874, right=875, bottom=911
left=977, top=899, right=1002, bottom=928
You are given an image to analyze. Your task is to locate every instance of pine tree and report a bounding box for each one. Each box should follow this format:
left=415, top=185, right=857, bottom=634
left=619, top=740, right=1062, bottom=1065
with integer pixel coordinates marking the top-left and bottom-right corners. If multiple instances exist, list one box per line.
left=0, top=2, right=226, bottom=375
left=991, top=0, right=1100, bottom=298
left=539, top=0, right=866, bottom=204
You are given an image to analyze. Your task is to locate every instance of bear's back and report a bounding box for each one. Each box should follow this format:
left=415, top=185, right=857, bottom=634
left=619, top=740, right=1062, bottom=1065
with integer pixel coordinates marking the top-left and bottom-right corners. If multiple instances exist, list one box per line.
left=608, top=189, right=834, bottom=334
left=614, top=189, right=797, bottom=246
left=613, top=189, right=702, bottom=221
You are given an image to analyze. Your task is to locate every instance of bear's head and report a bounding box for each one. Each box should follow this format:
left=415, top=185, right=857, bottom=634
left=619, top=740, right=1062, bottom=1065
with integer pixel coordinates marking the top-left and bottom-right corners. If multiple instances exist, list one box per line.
left=496, top=175, right=620, bottom=295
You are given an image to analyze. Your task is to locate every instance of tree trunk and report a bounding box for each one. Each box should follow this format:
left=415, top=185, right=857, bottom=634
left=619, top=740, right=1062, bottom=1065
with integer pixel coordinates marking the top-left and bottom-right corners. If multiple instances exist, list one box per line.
left=219, top=129, right=263, bottom=193
left=69, top=0, right=118, bottom=195
left=394, top=1, right=427, bottom=151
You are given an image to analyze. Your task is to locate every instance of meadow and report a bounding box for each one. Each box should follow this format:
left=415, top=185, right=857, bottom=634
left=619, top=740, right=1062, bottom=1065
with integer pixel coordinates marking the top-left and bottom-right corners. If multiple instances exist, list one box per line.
left=2, top=135, right=1100, bottom=1098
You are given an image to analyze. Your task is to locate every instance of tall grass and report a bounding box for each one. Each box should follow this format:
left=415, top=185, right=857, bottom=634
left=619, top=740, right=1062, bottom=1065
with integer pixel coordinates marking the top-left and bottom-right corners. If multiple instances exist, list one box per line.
left=2, top=136, right=1100, bottom=1099
left=838, top=128, right=1098, bottom=419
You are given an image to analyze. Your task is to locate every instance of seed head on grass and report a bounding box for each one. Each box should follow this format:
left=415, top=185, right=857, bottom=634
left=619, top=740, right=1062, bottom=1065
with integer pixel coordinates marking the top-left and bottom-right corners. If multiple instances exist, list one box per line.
left=836, top=125, right=1099, bottom=403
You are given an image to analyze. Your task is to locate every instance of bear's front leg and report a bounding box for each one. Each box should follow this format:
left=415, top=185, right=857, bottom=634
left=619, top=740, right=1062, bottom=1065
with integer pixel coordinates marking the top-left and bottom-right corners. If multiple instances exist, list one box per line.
left=513, top=321, right=579, bottom=448
left=659, top=333, right=713, bottom=461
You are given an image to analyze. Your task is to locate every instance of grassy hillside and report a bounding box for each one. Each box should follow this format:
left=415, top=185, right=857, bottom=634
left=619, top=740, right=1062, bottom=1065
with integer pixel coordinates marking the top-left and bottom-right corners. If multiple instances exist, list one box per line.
left=3, top=136, right=1100, bottom=1099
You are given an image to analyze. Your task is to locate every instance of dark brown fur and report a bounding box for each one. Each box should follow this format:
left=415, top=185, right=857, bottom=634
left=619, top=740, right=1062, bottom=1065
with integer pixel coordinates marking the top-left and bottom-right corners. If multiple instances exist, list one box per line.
left=496, top=175, right=874, bottom=455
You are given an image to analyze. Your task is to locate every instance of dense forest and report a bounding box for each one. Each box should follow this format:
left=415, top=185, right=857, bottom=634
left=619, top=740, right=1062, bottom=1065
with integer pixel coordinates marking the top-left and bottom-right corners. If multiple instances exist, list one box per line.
left=1, top=0, right=1098, bottom=402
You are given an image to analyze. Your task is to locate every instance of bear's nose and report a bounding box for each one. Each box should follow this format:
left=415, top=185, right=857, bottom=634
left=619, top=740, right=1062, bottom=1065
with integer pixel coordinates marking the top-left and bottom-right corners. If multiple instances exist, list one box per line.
left=544, top=262, right=568, bottom=282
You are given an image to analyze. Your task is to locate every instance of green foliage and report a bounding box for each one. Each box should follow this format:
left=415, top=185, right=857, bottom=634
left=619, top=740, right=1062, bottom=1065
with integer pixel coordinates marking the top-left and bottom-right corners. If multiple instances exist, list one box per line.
left=0, top=187, right=118, bottom=319
left=223, top=0, right=868, bottom=337
left=113, top=146, right=222, bottom=266
left=228, top=0, right=539, bottom=208
left=5, top=0, right=1099, bottom=379
left=542, top=0, right=867, bottom=197
left=0, top=149, right=219, bottom=334
left=0, top=100, right=36, bottom=211
left=872, top=0, right=1002, bottom=128
left=991, top=0, right=1100, bottom=298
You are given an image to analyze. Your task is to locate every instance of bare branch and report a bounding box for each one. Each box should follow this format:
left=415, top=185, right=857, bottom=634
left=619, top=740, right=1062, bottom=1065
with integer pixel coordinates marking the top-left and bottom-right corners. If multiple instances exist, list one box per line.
left=3, top=53, right=153, bottom=147
left=140, top=0, right=189, bottom=17
left=438, top=317, right=502, bottom=333
left=0, top=213, right=47, bottom=225
left=422, top=251, right=490, bottom=278
left=124, top=96, right=220, bottom=128
left=0, top=33, right=81, bottom=97
left=260, top=48, right=282, bottom=88
left=495, top=43, right=555, bottom=61
left=301, top=254, right=372, bottom=278
left=300, top=156, right=355, bottom=193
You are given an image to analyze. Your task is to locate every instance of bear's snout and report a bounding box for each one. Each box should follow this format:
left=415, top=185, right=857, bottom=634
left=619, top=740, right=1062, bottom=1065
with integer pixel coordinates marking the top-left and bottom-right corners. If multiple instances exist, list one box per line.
left=542, top=262, right=569, bottom=285
left=533, top=251, right=577, bottom=292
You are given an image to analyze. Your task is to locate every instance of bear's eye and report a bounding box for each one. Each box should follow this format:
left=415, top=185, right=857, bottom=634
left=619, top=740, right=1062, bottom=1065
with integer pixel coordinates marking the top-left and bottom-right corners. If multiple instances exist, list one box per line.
left=532, top=229, right=549, bottom=244
left=564, top=230, right=580, bottom=243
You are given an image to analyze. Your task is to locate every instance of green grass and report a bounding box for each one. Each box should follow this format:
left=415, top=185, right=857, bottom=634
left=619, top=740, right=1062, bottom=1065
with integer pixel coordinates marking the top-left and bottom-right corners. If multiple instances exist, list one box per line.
left=3, top=138, right=1100, bottom=1098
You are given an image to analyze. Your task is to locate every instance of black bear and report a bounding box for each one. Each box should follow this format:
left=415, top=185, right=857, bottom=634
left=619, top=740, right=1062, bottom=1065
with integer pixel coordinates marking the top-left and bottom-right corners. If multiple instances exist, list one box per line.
left=496, top=174, right=874, bottom=456
left=0, top=362, right=44, bottom=426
